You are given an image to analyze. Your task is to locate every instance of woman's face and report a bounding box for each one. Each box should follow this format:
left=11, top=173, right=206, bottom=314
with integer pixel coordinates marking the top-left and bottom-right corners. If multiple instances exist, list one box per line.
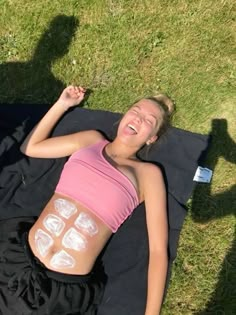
left=117, top=99, right=162, bottom=147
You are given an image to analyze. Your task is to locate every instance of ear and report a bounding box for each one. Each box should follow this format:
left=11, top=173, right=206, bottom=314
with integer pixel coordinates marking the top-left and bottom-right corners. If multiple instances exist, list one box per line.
left=146, top=135, right=158, bottom=145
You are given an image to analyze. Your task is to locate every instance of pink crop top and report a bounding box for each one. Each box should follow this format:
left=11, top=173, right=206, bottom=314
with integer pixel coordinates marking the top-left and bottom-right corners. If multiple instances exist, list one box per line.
left=55, top=139, right=139, bottom=232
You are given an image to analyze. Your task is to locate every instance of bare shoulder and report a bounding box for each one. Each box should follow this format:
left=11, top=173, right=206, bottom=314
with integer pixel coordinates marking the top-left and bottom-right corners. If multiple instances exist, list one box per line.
left=137, top=161, right=163, bottom=181
left=135, top=161, right=165, bottom=201
left=77, top=129, right=105, bottom=143
left=73, top=129, right=105, bottom=149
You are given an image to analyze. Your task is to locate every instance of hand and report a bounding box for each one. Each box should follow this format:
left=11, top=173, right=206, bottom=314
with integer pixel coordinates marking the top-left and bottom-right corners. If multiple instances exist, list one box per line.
left=57, top=85, right=86, bottom=110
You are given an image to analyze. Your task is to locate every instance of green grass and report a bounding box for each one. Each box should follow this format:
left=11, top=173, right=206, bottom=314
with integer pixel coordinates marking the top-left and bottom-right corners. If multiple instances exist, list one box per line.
left=0, top=0, right=235, bottom=313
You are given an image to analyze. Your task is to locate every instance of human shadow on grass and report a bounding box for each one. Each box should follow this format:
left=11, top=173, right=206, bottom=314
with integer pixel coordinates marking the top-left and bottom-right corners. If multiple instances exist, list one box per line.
left=191, top=119, right=236, bottom=314
left=0, top=14, right=79, bottom=167
left=0, top=14, right=78, bottom=105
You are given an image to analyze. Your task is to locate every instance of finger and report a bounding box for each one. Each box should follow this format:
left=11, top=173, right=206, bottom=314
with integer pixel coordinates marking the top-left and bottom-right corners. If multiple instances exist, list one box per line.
left=67, top=85, right=74, bottom=91
left=78, top=86, right=86, bottom=93
left=74, top=86, right=79, bottom=93
left=73, top=86, right=81, bottom=97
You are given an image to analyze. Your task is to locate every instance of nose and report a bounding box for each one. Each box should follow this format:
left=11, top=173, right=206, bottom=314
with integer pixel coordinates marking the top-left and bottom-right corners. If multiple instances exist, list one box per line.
left=134, top=113, right=143, bottom=123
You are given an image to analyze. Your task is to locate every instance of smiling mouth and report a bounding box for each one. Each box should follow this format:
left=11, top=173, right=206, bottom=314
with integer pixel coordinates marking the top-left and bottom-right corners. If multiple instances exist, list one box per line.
left=128, top=124, right=138, bottom=134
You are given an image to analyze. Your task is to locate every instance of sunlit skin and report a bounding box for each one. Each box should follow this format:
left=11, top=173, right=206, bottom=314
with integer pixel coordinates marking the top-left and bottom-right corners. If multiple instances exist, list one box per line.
left=21, top=86, right=168, bottom=315
left=118, top=100, right=161, bottom=144
left=106, top=100, right=162, bottom=161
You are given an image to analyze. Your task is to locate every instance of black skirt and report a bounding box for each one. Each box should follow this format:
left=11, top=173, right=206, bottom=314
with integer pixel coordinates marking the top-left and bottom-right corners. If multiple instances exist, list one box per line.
left=0, top=217, right=105, bottom=315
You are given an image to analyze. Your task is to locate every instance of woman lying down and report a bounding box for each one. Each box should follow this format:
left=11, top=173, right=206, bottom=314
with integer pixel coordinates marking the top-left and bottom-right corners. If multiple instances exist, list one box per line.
left=0, top=85, right=174, bottom=315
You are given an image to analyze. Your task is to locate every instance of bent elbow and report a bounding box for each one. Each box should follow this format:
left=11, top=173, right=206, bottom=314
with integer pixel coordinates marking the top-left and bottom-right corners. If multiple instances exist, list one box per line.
left=20, top=142, right=27, bottom=155
left=20, top=141, right=34, bottom=157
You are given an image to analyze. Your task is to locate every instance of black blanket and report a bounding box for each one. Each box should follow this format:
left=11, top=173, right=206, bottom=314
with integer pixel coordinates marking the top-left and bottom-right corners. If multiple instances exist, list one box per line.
left=0, top=104, right=210, bottom=314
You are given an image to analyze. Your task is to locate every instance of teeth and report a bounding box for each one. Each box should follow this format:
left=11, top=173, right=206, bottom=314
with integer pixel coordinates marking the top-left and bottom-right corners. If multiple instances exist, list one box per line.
left=128, top=124, right=137, bottom=133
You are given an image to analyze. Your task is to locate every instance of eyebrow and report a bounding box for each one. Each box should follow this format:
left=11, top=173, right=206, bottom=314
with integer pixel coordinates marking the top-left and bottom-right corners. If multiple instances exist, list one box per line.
left=133, top=105, right=158, bottom=121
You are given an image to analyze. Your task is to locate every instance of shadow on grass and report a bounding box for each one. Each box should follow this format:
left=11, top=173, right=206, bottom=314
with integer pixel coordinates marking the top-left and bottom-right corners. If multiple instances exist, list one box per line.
left=0, top=14, right=78, bottom=104
left=191, top=119, right=236, bottom=314
left=0, top=14, right=79, bottom=169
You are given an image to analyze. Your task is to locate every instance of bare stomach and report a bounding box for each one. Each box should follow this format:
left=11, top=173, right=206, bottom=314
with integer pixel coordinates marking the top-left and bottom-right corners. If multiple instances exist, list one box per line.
left=28, top=192, right=113, bottom=275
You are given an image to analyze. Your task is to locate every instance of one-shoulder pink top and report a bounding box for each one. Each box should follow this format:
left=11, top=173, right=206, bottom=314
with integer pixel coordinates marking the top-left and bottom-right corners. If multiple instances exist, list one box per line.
left=55, top=139, right=139, bottom=232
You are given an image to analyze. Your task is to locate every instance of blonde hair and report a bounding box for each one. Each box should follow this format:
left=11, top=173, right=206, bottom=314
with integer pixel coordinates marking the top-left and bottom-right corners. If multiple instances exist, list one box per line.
left=145, top=94, right=175, bottom=136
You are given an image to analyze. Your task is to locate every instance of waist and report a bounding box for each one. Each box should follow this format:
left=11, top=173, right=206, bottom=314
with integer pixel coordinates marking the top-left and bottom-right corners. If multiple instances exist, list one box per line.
left=23, top=232, right=93, bottom=283
left=29, top=192, right=112, bottom=275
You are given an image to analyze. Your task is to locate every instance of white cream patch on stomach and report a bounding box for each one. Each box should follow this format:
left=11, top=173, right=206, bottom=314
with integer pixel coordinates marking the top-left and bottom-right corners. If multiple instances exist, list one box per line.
left=35, top=229, right=54, bottom=257
left=50, top=250, right=75, bottom=269
left=74, top=212, right=98, bottom=236
left=54, top=198, right=77, bottom=219
left=62, top=227, right=87, bottom=251
left=43, top=214, right=65, bottom=237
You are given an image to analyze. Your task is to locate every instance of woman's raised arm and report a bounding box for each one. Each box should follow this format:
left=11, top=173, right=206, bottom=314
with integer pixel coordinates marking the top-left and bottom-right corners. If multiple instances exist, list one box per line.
left=20, top=86, right=103, bottom=158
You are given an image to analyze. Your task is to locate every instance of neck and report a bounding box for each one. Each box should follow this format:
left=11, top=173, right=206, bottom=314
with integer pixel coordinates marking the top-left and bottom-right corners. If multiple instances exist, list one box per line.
left=106, top=138, right=140, bottom=159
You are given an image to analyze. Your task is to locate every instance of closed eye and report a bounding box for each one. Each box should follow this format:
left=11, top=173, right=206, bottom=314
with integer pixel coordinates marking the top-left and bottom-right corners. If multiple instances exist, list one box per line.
left=146, top=118, right=155, bottom=125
